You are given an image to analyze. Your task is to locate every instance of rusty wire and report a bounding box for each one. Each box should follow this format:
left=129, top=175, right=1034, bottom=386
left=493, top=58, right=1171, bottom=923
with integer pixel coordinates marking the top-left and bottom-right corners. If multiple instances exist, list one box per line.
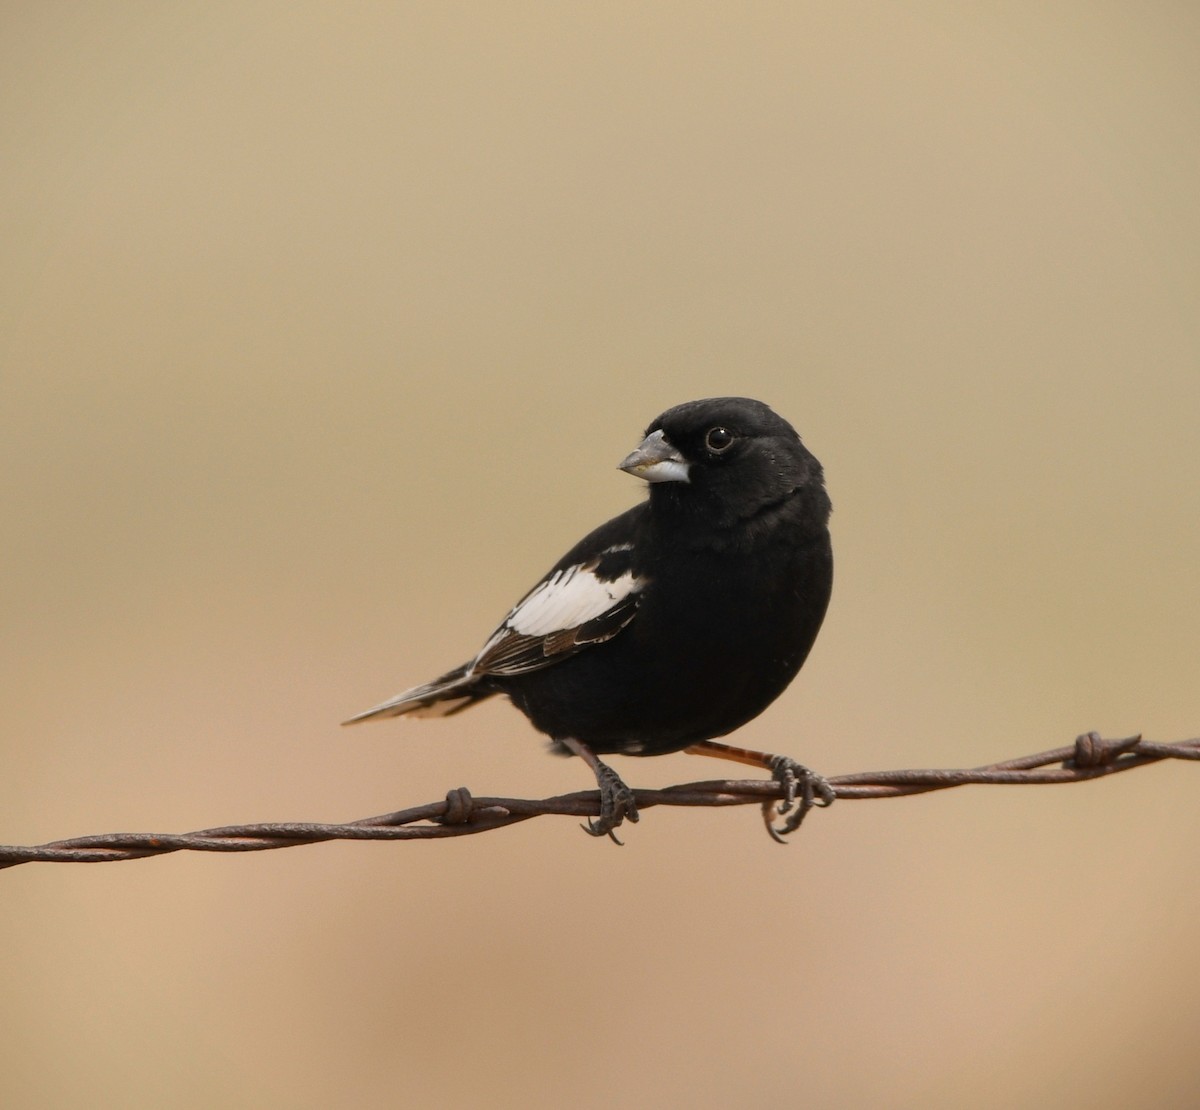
left=2, top=732, right=1196, bottom=869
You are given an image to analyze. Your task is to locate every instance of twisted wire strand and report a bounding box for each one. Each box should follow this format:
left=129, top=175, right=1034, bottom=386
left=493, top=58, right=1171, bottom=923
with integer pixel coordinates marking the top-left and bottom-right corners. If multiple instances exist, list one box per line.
left=2, top=732, right=1196, bottom=868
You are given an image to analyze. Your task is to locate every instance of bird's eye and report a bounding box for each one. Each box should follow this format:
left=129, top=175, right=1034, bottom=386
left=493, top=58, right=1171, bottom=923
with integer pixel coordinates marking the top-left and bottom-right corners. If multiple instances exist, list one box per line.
left=705, top=426, right=735, bottom=453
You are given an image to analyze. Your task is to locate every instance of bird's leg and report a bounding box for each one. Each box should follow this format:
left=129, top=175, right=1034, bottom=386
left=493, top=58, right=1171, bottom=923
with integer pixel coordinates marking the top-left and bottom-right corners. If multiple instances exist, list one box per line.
left=560, top=737, right=639, bottom=844
left=684, top=740, right=835, bottom=843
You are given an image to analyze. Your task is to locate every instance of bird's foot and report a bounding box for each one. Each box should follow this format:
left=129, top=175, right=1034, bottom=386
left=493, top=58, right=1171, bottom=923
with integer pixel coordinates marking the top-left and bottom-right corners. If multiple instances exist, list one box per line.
left=583, top=759, right=640, bottom=844
left=763, top=755, right=835, bottom=843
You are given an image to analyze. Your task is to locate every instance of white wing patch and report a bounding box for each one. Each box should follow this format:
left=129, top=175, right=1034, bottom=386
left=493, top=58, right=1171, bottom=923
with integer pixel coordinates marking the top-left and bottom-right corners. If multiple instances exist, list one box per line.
left=470, top=550, right=644, bottom=676
left=505, top=563, right=640, bottom=637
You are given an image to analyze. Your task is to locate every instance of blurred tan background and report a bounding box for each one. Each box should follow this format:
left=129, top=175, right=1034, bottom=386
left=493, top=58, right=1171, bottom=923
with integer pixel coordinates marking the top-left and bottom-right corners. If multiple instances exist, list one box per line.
left=2, top=4, right=1198, bottom=1107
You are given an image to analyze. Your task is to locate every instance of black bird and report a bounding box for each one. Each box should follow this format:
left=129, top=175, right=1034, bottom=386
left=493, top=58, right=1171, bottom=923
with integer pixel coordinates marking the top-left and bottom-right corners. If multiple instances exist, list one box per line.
left=344, top=397, right=834, bottom=841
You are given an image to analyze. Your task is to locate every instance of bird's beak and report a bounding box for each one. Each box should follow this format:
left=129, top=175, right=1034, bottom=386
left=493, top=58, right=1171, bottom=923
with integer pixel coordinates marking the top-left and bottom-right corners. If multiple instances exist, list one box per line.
left=618, top=429, right=691, bottom=484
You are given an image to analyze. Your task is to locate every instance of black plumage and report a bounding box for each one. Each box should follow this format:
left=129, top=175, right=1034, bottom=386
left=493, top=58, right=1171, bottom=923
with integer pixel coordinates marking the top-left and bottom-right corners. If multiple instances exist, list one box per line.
left=345, top=397, right=834, bottom=841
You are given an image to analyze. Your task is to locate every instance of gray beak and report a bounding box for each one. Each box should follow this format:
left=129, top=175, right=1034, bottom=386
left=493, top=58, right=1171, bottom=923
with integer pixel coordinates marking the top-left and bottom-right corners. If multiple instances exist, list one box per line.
left=618, top=429, right=691, bottom=484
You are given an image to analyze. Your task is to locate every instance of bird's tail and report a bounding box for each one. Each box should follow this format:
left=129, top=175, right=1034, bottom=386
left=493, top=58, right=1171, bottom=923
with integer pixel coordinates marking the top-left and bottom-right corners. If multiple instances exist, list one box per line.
left=341, top=664, right=494, bottom=724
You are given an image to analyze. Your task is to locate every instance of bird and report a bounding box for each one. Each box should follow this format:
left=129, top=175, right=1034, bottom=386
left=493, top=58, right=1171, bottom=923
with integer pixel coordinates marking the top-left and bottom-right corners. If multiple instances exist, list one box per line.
left=344, top=396, right=834, bottom=842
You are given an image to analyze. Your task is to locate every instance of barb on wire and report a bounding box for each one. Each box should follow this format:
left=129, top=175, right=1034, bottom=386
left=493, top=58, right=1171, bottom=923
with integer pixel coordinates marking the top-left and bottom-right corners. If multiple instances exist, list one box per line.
left=2, top=732, right=1197, bottom=869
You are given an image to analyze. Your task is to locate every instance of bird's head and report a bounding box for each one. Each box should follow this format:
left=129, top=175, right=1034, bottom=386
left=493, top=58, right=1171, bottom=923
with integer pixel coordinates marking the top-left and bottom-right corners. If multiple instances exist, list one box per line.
left=619, top=396, right=829, bottom=531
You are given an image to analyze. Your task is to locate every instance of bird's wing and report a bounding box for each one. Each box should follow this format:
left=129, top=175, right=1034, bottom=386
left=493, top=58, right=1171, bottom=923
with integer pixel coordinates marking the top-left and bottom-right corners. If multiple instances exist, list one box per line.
left=343, top=509, right=648, bottom=725
left=471, top=543, right=644, bottom=676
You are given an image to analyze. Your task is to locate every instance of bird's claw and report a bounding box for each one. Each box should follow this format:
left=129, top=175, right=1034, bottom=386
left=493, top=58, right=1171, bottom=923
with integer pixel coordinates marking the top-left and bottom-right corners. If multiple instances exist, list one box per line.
left=582, top=760, right=639, bottom=844
left=762, top=755, right=835, bottom=842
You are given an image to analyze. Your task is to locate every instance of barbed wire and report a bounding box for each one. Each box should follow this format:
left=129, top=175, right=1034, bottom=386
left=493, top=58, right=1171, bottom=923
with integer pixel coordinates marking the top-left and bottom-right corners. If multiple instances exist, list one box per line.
left=2, top=732, right=1196, bottom=869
